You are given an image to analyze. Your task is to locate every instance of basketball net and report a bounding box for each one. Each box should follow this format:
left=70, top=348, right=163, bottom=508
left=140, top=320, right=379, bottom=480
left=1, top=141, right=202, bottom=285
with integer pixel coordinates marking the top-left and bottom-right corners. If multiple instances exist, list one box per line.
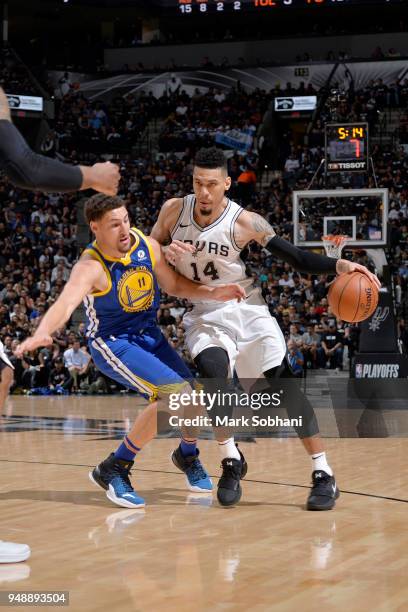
left=322, top=235, right=349, bottom=259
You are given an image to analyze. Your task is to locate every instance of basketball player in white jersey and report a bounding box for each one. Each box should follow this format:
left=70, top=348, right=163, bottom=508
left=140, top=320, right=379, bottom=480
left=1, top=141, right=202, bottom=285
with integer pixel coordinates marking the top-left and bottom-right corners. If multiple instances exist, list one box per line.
left=0, top=341, right=14, bottom=415
left=0, top=342, right=30, bottom=562
left=0, top=87, right=119, bottom=564
left=151, top=147, right=380, bottom=509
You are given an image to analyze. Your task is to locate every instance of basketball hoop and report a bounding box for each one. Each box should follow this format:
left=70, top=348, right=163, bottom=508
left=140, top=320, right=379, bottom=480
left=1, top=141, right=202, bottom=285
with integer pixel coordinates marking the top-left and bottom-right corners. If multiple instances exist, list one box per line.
left=322, top=235, right=349, bottom=259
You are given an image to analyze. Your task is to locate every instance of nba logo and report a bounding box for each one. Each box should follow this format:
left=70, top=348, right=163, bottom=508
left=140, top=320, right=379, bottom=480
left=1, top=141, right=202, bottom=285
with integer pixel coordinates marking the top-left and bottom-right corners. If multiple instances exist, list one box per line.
left=355, top=363, right=363, bottom=378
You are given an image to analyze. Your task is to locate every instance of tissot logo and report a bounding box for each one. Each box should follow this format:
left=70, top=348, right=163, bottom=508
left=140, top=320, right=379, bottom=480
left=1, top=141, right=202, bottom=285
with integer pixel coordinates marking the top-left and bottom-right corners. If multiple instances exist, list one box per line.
left=356, top=363, right=399, bottom=378
left=328, top=161, right=367, bottom=170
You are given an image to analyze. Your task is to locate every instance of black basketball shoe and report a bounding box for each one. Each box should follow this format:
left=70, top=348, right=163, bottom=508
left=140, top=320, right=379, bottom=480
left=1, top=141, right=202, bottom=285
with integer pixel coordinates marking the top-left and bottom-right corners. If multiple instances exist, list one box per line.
left=217, top=446, right=247, bottom=507
left=306, top=470, right=340, bottom=511
left=89, top=453, right=145, bottom=508
left=171, top=447, right=213, bottom=492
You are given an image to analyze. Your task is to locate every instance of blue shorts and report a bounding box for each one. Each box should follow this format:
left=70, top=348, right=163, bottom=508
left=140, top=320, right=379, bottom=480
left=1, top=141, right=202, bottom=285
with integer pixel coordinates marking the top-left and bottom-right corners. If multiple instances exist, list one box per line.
left=90, top=326, right=192, bottom=399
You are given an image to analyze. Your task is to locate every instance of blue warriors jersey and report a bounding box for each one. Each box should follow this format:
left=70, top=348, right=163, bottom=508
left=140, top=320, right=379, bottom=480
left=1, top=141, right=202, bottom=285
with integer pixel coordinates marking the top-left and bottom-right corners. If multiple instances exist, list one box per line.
left=83, top=228, right=160, bottom=339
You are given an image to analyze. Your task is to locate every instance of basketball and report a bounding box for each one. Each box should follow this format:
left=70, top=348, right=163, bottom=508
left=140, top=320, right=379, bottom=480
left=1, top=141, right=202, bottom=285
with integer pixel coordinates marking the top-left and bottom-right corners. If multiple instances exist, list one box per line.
left=328, top=271, right=379, bottom=322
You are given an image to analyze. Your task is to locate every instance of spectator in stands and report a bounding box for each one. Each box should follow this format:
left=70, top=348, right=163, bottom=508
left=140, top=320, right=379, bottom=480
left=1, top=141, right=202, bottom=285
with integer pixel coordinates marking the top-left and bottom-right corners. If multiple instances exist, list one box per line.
left=289, top=324, right=303, bottom=348
left=302, top=324, right=321, bottom=369
left=167, top=73, right=182, bottom=96
left=287, top=339, right=304, bottom=377
left=49, top=358, right=73, bottom=392
left=158, top=308, right=176, bottom=327
left=318, top=323, right=344, bottom=370
left=63, top=339, right=90, bottom=391
left=237, top=164, right=257, bottom=203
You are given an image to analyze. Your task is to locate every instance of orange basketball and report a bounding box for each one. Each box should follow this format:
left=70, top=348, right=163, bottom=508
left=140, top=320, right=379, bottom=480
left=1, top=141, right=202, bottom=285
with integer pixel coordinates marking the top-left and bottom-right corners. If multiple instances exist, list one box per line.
left=328, top=272, right=379, bottom=323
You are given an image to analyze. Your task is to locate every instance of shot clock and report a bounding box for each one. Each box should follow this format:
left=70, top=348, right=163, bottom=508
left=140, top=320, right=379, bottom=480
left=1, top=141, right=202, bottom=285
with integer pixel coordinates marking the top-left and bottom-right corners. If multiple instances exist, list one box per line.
left=325, top=123, right=369, bottom=173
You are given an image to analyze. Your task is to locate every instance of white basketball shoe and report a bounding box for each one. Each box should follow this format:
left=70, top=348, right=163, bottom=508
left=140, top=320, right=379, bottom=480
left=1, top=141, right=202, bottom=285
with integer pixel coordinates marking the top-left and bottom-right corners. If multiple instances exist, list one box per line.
left=0, top=541, right=31, bottom=563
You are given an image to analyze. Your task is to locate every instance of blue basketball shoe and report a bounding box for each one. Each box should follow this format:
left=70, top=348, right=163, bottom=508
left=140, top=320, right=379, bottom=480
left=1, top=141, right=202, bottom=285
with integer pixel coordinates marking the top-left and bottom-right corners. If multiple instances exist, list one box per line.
left=171, top=447, right=213, bottom=493
left=89, top=453, right=145, bottom=508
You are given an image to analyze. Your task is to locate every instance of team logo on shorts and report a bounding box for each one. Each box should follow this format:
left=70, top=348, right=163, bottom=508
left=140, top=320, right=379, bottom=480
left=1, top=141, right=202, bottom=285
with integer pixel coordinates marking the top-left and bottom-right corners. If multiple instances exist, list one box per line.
left=117, top=266, right=154, bottom=312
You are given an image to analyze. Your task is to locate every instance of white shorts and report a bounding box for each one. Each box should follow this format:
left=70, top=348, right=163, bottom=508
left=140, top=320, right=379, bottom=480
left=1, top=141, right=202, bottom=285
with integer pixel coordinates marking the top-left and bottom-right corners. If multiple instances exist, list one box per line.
left=183, top=289, right=286, bottom=379
left=0, top=341, right=13, bottom=371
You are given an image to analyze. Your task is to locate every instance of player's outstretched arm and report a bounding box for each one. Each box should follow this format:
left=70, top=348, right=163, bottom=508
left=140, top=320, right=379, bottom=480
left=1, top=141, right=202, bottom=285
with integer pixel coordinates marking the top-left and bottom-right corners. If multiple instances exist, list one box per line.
left=149, top=237, right=245, bottom=302
left=236, top=211, right=380, bottom=288
left=15, top=259, right=102, bottom=356
left=0, top=87, right=119, bottom=195
left=77, top=162, right=120, bottom=196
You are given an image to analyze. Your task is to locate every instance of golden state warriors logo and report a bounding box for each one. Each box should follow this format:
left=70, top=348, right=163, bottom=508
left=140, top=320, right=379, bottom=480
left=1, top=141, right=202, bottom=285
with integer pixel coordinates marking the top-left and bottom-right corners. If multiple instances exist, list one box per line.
left=117, top=266, right=154, bottom=313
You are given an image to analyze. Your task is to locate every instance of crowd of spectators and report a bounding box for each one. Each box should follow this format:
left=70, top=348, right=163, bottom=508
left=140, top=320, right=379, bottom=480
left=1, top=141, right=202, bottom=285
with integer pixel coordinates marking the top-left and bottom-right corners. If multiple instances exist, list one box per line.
left=158, top=76, right=407, bottom=158
left=1, top=65, right=407, bottom=393
left=52, top=89, right=154, bottom=158
left=0, top=48, right=40, bottom=96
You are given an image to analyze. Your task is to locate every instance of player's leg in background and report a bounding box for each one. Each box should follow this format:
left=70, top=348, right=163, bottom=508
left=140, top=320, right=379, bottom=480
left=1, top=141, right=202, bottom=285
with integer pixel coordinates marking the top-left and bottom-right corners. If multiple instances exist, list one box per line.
left=263, top=359, right=340, bottom=511
left=234, top=304, right=340, bottom=510
left=194, top=346, right=247, bottom=507
left=0, top=364, right=13, bottom=412
left=0, top=363, right=31, bottom=564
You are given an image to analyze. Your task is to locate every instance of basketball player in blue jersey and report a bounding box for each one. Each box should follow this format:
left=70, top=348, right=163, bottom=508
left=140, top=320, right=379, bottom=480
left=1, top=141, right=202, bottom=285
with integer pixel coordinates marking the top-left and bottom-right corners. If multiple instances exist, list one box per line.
left=151, top=147, right=380, bottom=509
left=17, top=194, right=245, bottom=509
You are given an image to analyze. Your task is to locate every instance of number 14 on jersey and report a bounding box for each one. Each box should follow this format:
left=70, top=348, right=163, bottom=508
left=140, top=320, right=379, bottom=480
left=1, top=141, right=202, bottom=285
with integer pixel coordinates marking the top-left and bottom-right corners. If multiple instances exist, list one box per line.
left=191, top=261, right=220, bottom=281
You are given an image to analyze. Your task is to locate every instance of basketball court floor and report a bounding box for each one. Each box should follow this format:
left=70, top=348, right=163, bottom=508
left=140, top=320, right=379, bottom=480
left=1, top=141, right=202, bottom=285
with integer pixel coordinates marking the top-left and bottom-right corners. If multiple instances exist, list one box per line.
left=0, top=389, right=407, bottom=611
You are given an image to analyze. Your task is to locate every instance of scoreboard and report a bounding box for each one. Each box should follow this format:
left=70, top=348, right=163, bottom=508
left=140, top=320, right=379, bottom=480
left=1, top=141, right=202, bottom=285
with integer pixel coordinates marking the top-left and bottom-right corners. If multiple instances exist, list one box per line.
left=170, top=0, right=405, bottom=15
left=325, top=122, right=369, bottom=172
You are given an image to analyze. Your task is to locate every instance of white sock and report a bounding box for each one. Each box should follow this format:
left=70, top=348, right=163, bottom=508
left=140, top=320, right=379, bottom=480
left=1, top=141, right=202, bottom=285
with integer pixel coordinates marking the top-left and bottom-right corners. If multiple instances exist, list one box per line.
left=312, top=452, right=333, bottom=476
left=218, top=438, right=240, bottom=461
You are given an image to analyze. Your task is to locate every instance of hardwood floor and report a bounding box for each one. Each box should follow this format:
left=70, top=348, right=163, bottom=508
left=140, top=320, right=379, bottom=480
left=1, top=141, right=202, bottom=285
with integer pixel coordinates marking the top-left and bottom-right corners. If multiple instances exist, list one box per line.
left=0, top=396, right=406, bottom=611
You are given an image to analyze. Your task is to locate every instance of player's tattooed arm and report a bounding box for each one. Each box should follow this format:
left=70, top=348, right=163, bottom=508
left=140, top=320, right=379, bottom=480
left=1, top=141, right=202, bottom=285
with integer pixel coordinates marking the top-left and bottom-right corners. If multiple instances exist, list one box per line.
left=250, top=213, right=277, bottom=246
left=233, top=210, right=276, bottom=250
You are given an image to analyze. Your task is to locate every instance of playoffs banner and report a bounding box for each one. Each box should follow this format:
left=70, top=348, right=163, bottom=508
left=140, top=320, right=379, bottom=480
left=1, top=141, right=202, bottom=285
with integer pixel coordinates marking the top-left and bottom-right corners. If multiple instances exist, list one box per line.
left=352, top=354, right=408, bottom=379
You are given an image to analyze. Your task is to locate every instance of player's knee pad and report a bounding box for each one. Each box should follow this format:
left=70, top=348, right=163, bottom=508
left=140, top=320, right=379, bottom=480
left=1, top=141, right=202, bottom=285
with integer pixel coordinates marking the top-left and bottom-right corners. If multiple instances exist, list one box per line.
left=157, top=380, right=192, bottom=402
left=194, top=347, right=230, bottom=379
left=263, top=358, right=319, bottom=439
left=194, top=348, right=235, bottom=429
left=156, top=381, right=200, bottom=439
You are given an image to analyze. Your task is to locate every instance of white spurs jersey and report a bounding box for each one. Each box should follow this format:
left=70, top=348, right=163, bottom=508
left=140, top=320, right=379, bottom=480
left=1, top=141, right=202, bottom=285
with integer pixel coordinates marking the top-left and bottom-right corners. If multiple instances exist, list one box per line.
left=0, top=340, right=13, bottom=369
left=171, top=194, right=254, bottom=304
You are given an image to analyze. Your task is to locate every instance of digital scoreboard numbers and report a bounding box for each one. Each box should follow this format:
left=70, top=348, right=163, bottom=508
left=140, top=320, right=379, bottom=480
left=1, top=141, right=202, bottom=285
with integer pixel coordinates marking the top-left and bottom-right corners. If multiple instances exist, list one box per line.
left=178, top=0, right=243, bottom=14
left=325, top=122, right=369, bottom=172
left=177, top=0, right=404, bottom=15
